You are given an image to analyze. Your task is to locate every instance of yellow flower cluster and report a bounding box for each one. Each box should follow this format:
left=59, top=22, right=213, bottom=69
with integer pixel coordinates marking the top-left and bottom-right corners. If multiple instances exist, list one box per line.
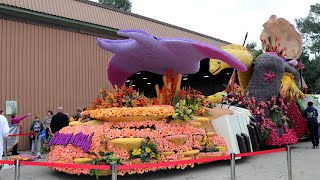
left=131, top=147, right=158, bottom=158
left=132, top=148, right=142, bottom=156
left=87, top=105, right=174, bottom=119
left=145, top=147, right=151, bottom=153
left=218, top=146, right=227, bottom=152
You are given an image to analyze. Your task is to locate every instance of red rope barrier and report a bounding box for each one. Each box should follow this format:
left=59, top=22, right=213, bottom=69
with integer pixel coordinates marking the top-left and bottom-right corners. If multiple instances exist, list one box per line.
left=19, top=161, right=111, bottom=170
left=8, top=132, right=36, bottom=137
left=235, top=147, right=286, bottom=158
left=0, top=147, right=287, bottom=170
left=0, top=160, right=14, bottom=165
left=117, top=155, right=230, bottom=170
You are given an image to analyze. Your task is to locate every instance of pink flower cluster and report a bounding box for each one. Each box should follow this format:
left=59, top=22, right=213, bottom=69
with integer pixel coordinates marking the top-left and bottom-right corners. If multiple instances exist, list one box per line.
left=47, top=120, right=228, bottom=176
left=47, top=145, right=95, bottom=175
left=245, top=94, right=298, bottom=146
left=265, top=126, right=298, bottom=146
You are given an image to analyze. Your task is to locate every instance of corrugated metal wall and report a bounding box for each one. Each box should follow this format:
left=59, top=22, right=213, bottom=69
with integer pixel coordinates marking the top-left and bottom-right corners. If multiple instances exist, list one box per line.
left=0, top=19, right=112, bottom=150
left=0, top=0, right=228, bottom=47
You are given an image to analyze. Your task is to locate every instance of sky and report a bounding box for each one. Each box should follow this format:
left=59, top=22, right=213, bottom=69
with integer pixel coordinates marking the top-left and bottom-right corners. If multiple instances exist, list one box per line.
left=93, top=0, right=318, bottom=46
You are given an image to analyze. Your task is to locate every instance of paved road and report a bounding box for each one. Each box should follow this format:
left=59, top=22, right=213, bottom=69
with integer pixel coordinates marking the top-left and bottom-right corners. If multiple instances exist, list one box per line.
left=0, top=141, right=318, bottom=180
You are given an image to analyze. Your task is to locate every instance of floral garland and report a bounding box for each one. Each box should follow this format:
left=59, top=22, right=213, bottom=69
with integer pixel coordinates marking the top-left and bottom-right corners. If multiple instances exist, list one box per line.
left=86, top=105, right=174, bottom=119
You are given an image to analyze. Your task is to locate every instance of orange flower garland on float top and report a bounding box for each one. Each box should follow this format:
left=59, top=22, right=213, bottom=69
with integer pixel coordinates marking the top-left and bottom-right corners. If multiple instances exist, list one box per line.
left=84, top=105, right=174, bottom=121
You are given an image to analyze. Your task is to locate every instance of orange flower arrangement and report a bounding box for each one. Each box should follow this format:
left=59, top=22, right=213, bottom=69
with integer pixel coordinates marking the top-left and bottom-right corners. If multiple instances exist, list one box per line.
left=47, top=120, right=227, bottom=176
left=85, top=105, right=174, bottom=120
left=87, top=85, right=157, bottom=110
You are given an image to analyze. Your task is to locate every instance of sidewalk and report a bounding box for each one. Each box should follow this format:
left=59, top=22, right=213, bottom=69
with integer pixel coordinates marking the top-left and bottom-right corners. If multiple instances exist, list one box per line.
left=0, top=141, right=319, bottom=180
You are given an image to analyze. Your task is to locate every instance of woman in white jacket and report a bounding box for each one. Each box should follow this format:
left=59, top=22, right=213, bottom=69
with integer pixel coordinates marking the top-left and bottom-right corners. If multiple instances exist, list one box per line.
left=0, top=110, right=10, bottom=161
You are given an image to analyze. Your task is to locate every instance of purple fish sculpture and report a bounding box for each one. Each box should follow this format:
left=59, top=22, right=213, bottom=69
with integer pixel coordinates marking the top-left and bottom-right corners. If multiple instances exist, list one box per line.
left=97, top=29, right=247, bottom=87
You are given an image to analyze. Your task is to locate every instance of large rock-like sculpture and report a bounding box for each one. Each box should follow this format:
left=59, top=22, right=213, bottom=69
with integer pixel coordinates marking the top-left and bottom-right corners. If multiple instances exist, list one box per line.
left=245, top=53, right=284, bottom=102
left=244, top=53, right=303, bottom=102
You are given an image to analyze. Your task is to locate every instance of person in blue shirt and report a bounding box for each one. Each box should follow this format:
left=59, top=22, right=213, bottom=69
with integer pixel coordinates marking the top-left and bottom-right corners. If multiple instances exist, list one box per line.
left=304, top=101, right=319, bottom=148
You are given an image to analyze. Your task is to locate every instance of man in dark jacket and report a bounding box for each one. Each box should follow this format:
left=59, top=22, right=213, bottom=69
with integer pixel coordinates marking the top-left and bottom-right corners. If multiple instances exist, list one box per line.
left=304, top=101, right=319, bottom=148
left=50, top=107, right=69, bottom=134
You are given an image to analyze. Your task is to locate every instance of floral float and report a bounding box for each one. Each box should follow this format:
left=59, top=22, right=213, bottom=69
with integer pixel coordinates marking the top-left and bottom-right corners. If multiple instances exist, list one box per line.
left=45, top=14, right=309, bottom=176
left=46, top=70, right=229, bottom=177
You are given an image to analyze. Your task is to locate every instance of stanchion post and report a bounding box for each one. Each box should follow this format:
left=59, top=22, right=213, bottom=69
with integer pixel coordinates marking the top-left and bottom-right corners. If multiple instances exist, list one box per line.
left=14, top=159, right=20, bottom=180
left=230, top=153, right=236, bottom=180
left=111, top=164, right=117, bottom=180
left=286, top=146, right=292, bottom=180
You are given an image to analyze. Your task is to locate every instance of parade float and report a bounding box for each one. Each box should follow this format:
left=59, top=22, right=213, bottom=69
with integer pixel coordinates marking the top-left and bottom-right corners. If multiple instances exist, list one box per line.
left=45, top=15, right=311, bottom=177
left=45, top=29, right=248, bottom=177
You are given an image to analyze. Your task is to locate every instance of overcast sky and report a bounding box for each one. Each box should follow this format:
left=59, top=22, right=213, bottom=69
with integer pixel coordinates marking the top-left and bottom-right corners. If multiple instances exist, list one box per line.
left=93, top=0, right=317, bottom=46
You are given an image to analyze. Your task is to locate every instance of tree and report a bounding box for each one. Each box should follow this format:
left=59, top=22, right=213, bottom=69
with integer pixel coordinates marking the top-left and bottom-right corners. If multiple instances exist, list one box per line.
left=295, top=3, right=320, bottom=57
left=296, top=3, right=320, bottom=93
left=98, top=0, right=132, bottom=12
left=246, top=42, right=263, bottom=58
left=246, top=42, right=257, bottom=50
left=302, top=55, right=320, bottom=93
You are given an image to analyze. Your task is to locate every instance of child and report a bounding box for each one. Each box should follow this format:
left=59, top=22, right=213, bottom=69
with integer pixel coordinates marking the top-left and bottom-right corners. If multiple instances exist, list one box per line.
left=30, top=115, right=44, bottom=158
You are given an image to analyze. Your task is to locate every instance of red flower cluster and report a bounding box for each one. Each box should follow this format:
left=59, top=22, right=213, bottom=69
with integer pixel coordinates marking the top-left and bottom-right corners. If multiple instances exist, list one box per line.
left=286, top=101, right=308, bottom=138
left=261, top=37, right=287, bottom=58
left=265, top=126, right=298, bottom=146
left=223, top=83, right=249, bottom=106
left=88, top=85, right=157, bottom=110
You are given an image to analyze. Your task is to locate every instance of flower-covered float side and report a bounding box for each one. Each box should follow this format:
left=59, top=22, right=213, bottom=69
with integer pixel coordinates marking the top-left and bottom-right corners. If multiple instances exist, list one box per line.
left=46, top=70, right=231, bottom=177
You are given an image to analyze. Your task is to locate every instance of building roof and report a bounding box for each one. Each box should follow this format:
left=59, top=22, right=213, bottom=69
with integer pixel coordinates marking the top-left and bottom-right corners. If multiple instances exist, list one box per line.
left=0, top=0, right=230, bottom=47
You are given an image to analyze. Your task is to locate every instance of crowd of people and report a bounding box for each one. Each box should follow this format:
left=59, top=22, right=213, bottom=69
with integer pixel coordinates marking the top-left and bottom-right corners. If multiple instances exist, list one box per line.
left=0, top=106, right=88, bottom=159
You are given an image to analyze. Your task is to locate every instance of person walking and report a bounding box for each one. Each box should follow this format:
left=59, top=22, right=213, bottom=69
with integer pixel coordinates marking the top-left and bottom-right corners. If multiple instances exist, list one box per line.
left=11, top=112, right=31, bottom=155
left=73, top=107, right=82, bottom=121
left=0, top=110, right=9, bottom=160
left=304, top=101, right=319, bottom=148
left=50, top=107, right=69, bottom=134
left=43, top=110, right=53, bottom=139
left=30, top=115, right=44, bottom=158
